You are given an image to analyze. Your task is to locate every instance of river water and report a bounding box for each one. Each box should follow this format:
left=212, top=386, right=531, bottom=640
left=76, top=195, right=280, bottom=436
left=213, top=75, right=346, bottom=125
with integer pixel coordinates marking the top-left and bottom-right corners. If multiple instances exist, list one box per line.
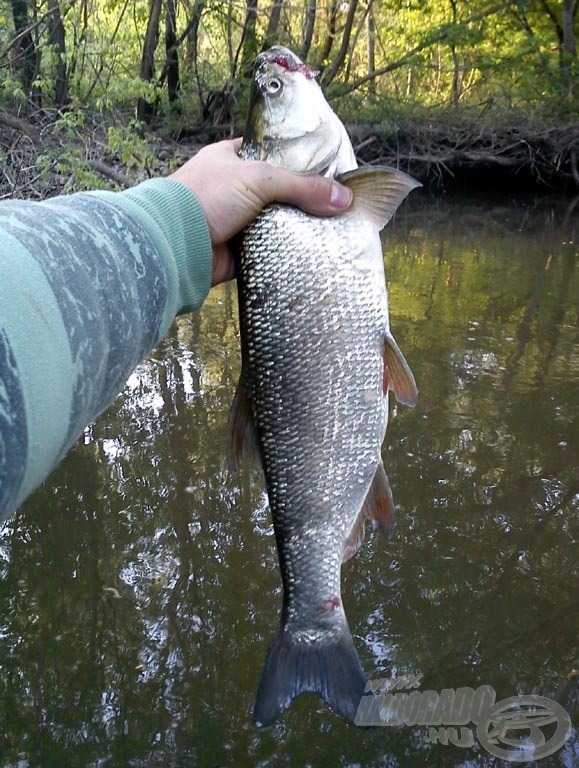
left=0, top=193, right=577, bottom=767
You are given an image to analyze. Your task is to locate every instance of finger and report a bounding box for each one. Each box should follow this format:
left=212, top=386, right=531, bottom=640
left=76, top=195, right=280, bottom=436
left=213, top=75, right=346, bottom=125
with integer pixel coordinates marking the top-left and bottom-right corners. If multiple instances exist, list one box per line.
left=254, top=166, right=353, bottom=216
left=209, top=136, right=242, bottom=158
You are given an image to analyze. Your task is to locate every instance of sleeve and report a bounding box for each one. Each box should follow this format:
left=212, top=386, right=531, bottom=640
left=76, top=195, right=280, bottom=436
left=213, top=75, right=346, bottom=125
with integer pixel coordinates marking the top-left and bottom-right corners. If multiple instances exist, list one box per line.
left=0, top=178, right=213, bottom=522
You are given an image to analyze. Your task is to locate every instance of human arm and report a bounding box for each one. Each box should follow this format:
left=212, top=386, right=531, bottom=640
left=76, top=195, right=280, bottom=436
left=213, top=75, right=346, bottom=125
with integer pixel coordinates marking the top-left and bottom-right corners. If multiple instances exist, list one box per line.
left=0, top=178, right=208, bottom=522
left=0, top=139, right=352, bottom=521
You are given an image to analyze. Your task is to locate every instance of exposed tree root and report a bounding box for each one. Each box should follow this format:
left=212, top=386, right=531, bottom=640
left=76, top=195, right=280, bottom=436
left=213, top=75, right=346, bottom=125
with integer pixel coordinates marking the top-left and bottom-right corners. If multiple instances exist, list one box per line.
left=1, top=107, right=578, bottom=200
left=348, top=120, right=579, bottom=191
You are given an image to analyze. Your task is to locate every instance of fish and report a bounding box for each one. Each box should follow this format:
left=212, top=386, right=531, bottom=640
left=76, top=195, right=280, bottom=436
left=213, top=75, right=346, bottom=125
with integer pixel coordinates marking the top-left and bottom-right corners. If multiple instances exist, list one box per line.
left=227, top=45, right=420, bottom=727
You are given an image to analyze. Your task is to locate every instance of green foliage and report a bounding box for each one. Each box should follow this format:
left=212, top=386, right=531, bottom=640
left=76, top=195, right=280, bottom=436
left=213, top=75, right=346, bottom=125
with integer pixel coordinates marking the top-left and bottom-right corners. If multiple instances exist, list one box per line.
left=32, top=111, right=118, bottom=193
left=0, top=0, right=577, bottom=126
left=107, top=121, right=156, bottom=172
left=0, top=73, right=26, bottom=102
left=35, top=149, right=112, bottom=192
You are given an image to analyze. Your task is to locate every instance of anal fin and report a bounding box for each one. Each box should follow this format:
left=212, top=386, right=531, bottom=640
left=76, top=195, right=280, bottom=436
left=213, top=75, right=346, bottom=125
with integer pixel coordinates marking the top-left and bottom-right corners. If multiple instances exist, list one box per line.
left=343, top=462, right=396, bottom=562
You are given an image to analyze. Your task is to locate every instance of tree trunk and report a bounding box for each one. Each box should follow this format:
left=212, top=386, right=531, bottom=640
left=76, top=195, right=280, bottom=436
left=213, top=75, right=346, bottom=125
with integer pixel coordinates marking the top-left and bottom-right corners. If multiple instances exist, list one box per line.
left=343, top=0, right=371, bottom=82
left=366, top=5, right=375, bottom=98
left=562, top=0, right=576, bottom=60
left=319, top=0, right=339, bottom=70
left=10, top=0, right=36, bottom=91
left=137, top=0, right=163, bottom=122
left=263, top=0, right=283, bottom=48
left=321, top=0, right=358, bottom=85
left=165, top=0, right=180, bottom=102
left=449, top=0, right=461, bottom=107
left=300, top=0, right=316, bottom=61
left=184, top=0, right=206, bottom=110
left=237, top=0, right=259, bottom=75
left=47, top=0, right=68, bottom=104
left=561, top=0, right=577, bottom=99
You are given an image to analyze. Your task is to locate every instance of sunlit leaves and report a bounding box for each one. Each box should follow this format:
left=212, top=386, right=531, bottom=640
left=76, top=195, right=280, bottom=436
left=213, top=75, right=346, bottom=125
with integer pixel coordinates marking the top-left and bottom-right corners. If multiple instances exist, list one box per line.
left=2, top=0, right=576, bottom=121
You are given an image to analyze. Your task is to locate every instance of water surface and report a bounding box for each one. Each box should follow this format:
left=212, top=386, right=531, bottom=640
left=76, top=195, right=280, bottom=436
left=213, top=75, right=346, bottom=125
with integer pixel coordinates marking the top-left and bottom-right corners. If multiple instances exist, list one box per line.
left=1, top=193, right=578, bottom=767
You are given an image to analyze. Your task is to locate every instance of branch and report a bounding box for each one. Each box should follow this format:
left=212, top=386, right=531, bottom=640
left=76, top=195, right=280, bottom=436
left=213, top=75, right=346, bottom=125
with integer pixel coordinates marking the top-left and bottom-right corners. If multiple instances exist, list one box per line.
left=321, top=0, right=360, bottom=85
left=539, top=0, right=563, bottom=37
left=335, top=1, right=520, bottom=97
left=0, top=1, right=78, bottom=63
left=86, top=159, right=128, bottom=187
left=0, top=110, right=39, bottom=140
left=570, top=149, right=579, bottom=188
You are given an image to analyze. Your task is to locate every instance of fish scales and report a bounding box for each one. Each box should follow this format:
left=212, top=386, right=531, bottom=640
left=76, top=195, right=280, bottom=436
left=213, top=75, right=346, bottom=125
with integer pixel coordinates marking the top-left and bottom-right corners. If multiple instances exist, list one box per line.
left=239, top=207, right=386, bottom=622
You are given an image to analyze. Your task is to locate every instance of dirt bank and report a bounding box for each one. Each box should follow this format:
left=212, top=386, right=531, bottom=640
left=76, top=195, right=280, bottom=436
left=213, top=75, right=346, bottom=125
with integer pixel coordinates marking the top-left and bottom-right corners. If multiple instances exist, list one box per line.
left=1, top=108, right=578, bottom=200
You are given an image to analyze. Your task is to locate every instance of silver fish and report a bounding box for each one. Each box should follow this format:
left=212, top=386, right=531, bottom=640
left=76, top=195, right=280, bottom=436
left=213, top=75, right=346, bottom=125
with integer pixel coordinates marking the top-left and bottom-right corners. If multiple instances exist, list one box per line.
left=228, top=46, right=420, bottom=727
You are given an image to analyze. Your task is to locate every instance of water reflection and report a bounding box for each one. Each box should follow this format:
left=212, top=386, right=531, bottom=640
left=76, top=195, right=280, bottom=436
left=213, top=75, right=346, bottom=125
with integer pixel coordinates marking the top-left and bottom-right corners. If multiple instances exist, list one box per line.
left=0, top=195, right=577, bottom=766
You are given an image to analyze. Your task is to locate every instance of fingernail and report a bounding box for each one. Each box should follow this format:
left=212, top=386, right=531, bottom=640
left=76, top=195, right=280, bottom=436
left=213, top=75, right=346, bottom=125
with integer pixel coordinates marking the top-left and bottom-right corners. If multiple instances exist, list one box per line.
left=329, top=182, right=353, bottom=209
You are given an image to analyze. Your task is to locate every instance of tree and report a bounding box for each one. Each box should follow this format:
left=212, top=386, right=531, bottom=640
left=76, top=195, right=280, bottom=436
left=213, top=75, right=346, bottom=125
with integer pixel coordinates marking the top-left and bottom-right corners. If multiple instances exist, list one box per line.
left=237, top=0, right=259, bottom=74
left=137, top=0, right=163, bottom=122
left=321, top=0, right=359, bottom=85
left=46, top=0, right=68, bottom=104
left=263, top=0, right=284, bottom=48
left=300, top=0, right=317, bottom=61
left=165, top=0, right=180, bottom=103
left=10, top=0, right=37, bottom=92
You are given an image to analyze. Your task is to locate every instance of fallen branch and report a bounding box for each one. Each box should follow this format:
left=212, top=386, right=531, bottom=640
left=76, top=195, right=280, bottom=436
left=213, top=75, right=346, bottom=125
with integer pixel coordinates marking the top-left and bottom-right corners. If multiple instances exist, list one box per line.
left=87, top=159, right=128, bottom=187
left=0, top=111, right=39, bottom=141
left=570, top=149, right=579, bottom=188
left=351, top=120, right=579, bottom=189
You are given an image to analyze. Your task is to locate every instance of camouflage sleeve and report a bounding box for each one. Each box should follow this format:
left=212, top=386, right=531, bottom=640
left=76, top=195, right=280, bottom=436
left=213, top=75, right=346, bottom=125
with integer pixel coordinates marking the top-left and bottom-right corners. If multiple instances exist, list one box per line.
left=0, top=178, right=212, bottom=521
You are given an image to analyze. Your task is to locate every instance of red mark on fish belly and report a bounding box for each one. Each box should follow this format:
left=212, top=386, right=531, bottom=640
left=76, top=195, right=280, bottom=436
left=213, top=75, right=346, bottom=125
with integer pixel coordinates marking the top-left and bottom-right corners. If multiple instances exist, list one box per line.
left=323, top=596, right=341, bottom=611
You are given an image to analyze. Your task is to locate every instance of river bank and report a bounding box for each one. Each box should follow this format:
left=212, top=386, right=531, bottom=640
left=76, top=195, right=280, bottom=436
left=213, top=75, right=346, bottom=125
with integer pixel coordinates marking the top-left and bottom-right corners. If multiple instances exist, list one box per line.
left=349, top=119, right=579, bottom=194
left=1, top=107, right=578, bottom=199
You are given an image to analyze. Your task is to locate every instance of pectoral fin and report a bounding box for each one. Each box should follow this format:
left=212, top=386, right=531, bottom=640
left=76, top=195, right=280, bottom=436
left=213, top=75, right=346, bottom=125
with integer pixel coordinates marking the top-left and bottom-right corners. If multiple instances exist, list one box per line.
left=338, top=166, right=422, bottom=231
left=343, top=462, right=396, bottom=562
left=384, top=332, right=418, bottom=407
left=227, top=372, right=261, bottom=472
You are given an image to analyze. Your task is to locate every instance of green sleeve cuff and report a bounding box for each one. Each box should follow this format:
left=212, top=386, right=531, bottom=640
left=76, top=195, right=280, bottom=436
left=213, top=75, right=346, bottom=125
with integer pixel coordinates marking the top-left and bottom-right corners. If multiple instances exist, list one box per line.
left=89, top=178, right=213, bottom=319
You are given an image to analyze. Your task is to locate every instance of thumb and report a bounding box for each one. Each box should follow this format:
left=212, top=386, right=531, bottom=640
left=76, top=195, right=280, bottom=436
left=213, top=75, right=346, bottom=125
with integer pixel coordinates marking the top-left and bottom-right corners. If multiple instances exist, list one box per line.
left=256, top=167, right=354, bottom=217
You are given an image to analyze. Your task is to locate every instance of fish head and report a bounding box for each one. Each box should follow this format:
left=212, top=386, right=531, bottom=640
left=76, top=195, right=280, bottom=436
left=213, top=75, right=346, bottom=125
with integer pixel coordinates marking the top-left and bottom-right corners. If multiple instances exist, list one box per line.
left=241, top=46, right=357, bottom=175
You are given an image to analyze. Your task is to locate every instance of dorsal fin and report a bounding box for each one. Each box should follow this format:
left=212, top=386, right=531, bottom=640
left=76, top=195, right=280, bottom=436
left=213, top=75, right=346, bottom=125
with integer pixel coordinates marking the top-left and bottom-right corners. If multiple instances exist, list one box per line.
left=337, top=166, right=421, bottom=230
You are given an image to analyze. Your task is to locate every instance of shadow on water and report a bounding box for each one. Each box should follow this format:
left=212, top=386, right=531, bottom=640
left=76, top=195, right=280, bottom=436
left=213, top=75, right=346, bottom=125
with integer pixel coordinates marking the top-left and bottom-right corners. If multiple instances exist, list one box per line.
left=0, top=194, right=577, bottom=767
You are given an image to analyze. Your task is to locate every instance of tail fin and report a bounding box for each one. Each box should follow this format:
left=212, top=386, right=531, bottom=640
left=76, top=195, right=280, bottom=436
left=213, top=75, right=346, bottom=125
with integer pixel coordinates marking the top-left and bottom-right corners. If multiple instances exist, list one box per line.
left=253, top=624, right=367, bottom=727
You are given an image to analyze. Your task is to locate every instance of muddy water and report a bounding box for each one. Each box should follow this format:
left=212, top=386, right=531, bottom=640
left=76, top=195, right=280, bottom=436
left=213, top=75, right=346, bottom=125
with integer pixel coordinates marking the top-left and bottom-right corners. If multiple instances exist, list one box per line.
left=0, top=194, right=577, bottom=767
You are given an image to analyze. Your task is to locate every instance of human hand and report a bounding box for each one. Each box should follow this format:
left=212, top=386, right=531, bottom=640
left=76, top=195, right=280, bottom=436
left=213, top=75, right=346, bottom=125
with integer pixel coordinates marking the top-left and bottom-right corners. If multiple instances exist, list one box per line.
left=169, top=138, right=353, bottom=286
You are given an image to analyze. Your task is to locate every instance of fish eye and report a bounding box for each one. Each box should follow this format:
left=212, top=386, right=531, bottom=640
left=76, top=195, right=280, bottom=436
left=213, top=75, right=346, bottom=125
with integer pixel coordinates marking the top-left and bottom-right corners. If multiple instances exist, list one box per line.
left=265, top=77, right=282, bottom=95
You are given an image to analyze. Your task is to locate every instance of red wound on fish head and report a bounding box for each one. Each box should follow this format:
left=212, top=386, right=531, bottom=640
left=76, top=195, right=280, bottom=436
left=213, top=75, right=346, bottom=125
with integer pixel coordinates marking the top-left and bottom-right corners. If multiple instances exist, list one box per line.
left=264, top=51, right=318, bottom=80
